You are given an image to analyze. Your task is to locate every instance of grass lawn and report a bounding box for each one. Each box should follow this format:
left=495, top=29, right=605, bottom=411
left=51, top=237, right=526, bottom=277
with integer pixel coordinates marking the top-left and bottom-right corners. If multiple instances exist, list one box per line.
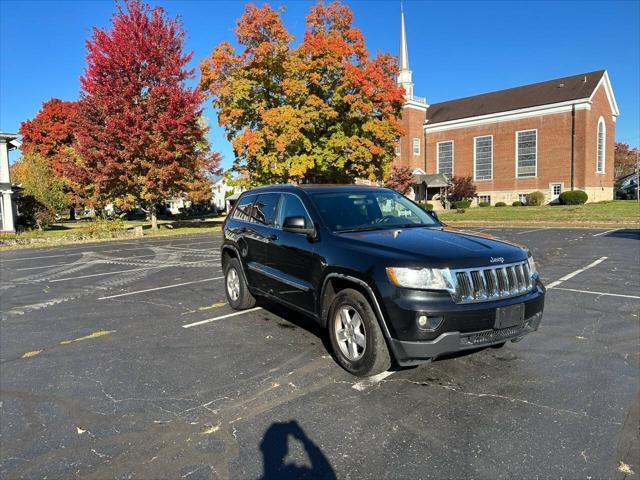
left=439, top=200, right=640, bottom=228
left=0, top=215, right=225, bottom=250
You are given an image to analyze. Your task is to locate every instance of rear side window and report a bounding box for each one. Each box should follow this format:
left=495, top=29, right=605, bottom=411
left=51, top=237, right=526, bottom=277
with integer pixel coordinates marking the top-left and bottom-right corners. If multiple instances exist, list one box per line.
left=253, top=193, right=281, bottom=226
left=277, top=194, right=311, bottom=228
left=232, top=195, right=255, bottom=222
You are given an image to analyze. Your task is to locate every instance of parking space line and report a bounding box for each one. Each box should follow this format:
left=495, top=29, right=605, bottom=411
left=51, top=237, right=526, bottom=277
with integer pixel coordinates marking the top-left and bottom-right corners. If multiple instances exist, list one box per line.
left=181, top=307, right=263, bottom=328
left=14, top=253, right=161, bottom=271
left=515, top=227, right=550, bottom=235
left=593, top=228, right=619, bottom=237
left=1, top=253, right=76, bottom=262
left=49, top=260, right=216, bottom=283
left=552, top=287, right=640, bottom=300
left=352, top=371, right=395, bottom=391
left=546, top=256, right=608, bottom=289
left=98, top=276, right=224, bottom=299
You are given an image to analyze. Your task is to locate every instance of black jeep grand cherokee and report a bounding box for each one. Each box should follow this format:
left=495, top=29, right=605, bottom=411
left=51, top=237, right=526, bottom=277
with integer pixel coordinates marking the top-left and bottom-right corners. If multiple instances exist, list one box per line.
left=222, top=185, right=545, bottom=377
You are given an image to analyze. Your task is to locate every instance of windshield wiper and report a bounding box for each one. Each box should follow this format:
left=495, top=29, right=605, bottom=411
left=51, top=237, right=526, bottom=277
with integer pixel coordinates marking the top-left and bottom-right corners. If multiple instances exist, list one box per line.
left=337, top=223, right=435, bottom=233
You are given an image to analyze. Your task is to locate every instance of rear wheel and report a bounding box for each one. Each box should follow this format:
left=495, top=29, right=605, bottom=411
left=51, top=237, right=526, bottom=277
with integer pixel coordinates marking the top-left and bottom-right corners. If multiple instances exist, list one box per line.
left=328, top=289, right=391, bottom=377
left=224, top=257, right=256, bottom=310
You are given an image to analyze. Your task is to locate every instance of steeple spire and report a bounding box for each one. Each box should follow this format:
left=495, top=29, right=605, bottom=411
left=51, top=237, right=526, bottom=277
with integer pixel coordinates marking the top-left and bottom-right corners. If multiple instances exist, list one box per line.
left=398, top=3, right=414, bottom=99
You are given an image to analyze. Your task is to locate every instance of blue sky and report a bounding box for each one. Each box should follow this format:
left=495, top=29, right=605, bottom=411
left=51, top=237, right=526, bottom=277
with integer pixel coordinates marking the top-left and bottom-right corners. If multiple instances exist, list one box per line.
left=1, top=0, right=639, bottom=168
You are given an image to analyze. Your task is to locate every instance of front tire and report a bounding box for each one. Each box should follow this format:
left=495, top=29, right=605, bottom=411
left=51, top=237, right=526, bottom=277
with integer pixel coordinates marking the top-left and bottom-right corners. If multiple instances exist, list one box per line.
left=328, top=288, right=391, bottom=377
left=224, top=257, right=256, bottom=310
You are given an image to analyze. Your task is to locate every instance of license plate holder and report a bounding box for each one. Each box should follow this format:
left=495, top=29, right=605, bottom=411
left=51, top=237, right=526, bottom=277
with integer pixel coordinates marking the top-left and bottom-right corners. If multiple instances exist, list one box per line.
left=494, top=303, right=525, bottom=329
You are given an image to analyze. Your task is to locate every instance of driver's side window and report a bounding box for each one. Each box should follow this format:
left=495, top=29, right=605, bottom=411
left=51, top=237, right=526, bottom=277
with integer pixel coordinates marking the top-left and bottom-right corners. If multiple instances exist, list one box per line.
left=276, top=194, right=311, bottom=229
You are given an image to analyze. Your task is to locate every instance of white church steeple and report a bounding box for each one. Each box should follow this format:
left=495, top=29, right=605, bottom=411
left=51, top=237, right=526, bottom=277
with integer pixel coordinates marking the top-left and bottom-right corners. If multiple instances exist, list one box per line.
left=398, top=4, right=414, bottom=99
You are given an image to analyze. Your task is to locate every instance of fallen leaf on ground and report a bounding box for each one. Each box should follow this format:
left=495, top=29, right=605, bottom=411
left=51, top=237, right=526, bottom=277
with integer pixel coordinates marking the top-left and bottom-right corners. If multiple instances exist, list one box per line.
left=60, top=330, right=116, bottom=345
left=21, top=350, right=43, bottom=358
left=618, top=462, right=634, bottom=475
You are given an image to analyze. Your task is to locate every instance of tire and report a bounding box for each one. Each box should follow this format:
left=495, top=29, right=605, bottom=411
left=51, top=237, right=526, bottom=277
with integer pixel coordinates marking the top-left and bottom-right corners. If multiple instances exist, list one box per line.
left=224, top=257, right=256, bottom=310
left=327, top=288, right=391, bottom=377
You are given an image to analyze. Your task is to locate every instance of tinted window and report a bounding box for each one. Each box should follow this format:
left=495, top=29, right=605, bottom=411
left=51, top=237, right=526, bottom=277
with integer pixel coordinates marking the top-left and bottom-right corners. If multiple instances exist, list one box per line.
left=309, top=190, right=438, bottom=232
left=232, top=195, right=255, bottom=222
left=277, top=194, right=311, bottom=228
left=252, top=193, right=281, bottom=226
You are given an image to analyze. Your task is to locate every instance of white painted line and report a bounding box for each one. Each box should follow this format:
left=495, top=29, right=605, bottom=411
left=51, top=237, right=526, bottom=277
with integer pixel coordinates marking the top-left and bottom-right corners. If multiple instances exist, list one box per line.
left=182, top=307, right=263, bottom=328
left=1, top=253, right=75, bottom=262
left=515, top=227, right=550, bottom=235
left=546, top=256, right=608, bottom=289
left=593, top=228, right=619, bottom=237
left=49, top=260, right=215, bottom=283
left=352, top=371, right=395, bottom=391
left=99, top=276, right=224, bottom=299
left=552, top=287, right=640, bottom=300
left=14, top=253, right=160, bottom=271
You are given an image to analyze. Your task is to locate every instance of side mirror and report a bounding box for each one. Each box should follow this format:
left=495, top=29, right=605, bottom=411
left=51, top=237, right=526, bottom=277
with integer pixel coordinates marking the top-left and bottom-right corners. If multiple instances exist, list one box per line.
left=283, top=216, right=316, bottom=237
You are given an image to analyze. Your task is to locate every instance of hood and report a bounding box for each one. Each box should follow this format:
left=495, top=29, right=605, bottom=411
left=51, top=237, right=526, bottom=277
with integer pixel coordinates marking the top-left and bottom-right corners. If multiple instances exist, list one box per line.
left=338, top=227, right=528, bottom=269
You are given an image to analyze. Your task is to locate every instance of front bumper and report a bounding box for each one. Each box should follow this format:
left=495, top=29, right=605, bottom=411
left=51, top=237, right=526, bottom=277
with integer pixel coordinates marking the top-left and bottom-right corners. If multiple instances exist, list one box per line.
left=379, top=282, right=545, bottom=366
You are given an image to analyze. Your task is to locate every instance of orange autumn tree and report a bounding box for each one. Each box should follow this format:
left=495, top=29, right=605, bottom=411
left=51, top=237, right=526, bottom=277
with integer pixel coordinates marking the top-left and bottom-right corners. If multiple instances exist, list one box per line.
left=200, top=1, right=405, bottom=184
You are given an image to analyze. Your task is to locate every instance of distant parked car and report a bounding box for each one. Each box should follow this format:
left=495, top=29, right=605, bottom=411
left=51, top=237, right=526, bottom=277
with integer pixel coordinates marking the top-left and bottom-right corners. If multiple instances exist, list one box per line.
left=615, top=172, right=638, bottom=199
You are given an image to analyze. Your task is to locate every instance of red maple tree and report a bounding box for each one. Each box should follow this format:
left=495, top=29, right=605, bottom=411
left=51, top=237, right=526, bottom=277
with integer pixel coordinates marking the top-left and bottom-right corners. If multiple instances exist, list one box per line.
left=19, top=99, right=90, bottom=217
left=76, top=0, right=215, bottom=228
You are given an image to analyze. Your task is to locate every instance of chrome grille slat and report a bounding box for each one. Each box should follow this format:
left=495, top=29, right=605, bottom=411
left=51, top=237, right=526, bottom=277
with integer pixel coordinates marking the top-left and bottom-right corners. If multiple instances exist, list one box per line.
left=451, top=260, right=534, bottom=304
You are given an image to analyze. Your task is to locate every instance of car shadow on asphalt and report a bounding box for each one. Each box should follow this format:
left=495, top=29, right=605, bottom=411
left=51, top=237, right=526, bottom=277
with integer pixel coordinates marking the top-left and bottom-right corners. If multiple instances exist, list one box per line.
left=604, top=229, right=640, bottom=240
left=259, top=420, right=337, bottom=480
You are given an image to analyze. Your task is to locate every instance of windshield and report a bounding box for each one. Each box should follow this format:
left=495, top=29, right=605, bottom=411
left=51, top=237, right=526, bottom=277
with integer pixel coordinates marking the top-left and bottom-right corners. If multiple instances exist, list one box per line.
left=308, top=190, right=440, bottom=232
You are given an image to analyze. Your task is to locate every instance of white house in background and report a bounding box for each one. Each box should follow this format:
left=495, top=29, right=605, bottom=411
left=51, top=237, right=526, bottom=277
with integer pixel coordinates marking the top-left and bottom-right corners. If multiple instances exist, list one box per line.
left=211, top=175, right=246, bottom=213
left=0, top=133, right=20, bottom=233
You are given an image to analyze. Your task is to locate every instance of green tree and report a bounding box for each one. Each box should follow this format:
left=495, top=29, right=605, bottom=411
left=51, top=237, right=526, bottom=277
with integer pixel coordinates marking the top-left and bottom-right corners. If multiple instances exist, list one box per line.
left=11, top=152, right=69, bottom=230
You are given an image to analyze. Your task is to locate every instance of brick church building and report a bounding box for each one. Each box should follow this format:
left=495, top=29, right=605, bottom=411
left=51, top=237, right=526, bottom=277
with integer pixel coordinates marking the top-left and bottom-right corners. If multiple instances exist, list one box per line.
left=395, top=9, right=619, bottom=207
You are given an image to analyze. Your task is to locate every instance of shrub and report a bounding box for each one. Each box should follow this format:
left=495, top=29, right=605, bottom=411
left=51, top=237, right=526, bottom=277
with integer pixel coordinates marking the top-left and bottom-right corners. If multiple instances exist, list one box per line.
left=447, top=176, right=477, bottom=202
left=495, top=202, right=507, bottom=207
left=512, top=201, right=524, bottom=207
left=419, top=202, right=434, bottom=211
left=478, top=202, right=490, bottom=208
left=80, top=218, right=126, bottom=237
left=526, top=191, right=545, bottom=206
left=559, top=190, right=588, bottom=205
left=453, top=200, right=471, bottom=209
left=456, top=208, right=466, bottom=214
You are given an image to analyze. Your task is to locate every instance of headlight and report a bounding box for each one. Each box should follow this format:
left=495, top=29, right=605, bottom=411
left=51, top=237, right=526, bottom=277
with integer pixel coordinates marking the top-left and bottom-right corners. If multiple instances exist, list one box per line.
left=386, top=267, right=454, bottom=290
left=527, top=255, right=538, bottom=277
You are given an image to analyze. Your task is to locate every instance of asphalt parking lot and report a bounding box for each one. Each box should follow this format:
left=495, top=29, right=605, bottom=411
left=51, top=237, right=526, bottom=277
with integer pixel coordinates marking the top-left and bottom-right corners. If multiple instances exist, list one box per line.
left=1, top=227, right=638, bottom=479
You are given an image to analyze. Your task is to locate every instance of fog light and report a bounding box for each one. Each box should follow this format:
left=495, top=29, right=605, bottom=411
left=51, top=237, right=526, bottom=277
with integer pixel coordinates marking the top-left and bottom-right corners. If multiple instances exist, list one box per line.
left=416, top=314, right=443, bottom=332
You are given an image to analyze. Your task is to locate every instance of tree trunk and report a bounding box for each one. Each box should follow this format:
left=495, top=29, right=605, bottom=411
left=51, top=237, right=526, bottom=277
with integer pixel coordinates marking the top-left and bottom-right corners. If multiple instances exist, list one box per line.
left=69, top=205, right=76, bottom=221
left=150, top=205, right=158, bottom=230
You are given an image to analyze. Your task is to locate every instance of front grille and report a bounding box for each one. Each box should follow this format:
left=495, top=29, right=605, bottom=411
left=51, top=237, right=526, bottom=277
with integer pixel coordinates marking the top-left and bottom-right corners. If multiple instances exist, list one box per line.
left=452, top=261, right=533, bottom=304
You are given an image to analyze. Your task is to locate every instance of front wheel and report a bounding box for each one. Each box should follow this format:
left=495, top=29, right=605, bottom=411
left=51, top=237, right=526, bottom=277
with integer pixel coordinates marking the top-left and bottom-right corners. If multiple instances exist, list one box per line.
left=328, top=289, right=391, bottom=377
left=224, top=257, right=256, bottom=310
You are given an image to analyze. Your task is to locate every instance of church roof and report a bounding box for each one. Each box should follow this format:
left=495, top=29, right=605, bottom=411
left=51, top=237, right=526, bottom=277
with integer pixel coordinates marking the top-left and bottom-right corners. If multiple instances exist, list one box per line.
left=426, top=70, right=606, bottom=124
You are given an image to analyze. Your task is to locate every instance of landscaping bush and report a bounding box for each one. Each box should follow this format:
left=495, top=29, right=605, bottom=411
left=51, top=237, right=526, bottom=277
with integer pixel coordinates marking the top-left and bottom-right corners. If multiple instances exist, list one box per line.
left=559, top=190, right=588, bottom=205
left=526, top=191, right=545, bottom=206
left=478, top=202, right=490, bottom=208
left=447, top=176, right=477, bottom=203
left=80, top=218, right=126, bottom=237
left=453, top=200, right=471, bottom=209
left=456, top=208, right=466, bottom=214
left=494, top=202, right=507, bottom=207
left=418, top=202, right=434, bottom=211
left=512, top=201, right=524, bottom=207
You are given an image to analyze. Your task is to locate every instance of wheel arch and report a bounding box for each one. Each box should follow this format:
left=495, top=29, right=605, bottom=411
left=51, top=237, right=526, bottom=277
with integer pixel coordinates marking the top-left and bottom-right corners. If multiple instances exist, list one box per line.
left=319, top=273, right=393, bottom=347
